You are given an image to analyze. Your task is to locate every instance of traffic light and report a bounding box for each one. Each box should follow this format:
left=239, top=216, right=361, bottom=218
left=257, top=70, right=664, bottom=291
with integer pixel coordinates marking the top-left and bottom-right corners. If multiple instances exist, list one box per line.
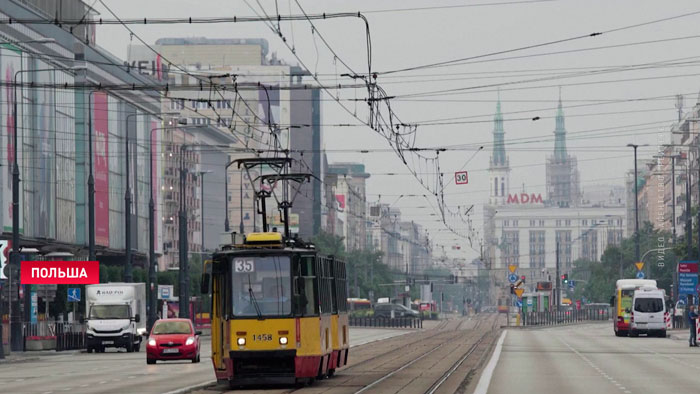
left=430, top=282, right=434, bottom=292
left=561, top=273, right=569, bottom=284
left=510, top=284, right=515, bottom=294
left=520, top=275, right=526, bottom=283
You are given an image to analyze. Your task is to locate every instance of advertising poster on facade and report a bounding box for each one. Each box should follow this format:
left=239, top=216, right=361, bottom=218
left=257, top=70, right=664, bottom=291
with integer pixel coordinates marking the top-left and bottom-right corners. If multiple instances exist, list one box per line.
left=335, top=194, right=347, bottom=233
left=1, top=46, right=23, bottom=234
left=93, top=92, right=110, bottom=246
left=35, top=64, right=55, bottom=238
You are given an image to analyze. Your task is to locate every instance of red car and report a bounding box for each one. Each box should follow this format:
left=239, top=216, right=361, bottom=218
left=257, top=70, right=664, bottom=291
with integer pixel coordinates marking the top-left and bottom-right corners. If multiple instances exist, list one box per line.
left=146, top=318, right=201, bottom=364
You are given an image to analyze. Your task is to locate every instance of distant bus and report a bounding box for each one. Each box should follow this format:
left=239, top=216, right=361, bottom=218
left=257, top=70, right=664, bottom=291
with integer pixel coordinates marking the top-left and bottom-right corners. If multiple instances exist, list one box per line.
left=612, top=279, right=657, bottom=337
left=497, top=297, right=509, bottom=314
left=347, top=298, right=371, bottom=311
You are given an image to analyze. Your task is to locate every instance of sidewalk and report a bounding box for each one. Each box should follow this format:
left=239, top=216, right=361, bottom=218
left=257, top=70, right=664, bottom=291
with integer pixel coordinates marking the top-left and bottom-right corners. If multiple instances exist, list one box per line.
left=668, top=328, right=692, bottom=341
left=0, top=348, right=81, bottom=364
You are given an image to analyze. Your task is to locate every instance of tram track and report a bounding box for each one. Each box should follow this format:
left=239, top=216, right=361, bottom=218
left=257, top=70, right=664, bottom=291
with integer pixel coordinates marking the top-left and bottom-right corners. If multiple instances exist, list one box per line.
left=423, top=315, right=501, bottom=394
left=347, top=313, right=500, bottom=394
left=191, top=314, right=500, bottom=394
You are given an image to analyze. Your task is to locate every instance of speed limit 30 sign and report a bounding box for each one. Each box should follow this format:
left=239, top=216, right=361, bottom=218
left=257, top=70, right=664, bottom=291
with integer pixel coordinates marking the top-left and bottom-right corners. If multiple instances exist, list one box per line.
left=455, top=171, right=468, bottom=185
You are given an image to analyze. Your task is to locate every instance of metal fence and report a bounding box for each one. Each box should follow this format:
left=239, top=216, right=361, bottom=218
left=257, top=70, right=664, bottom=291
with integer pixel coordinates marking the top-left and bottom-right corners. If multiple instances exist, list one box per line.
left=349, top=317, right=422, bottom=329
left=21, top=321, right=85, bottom=351
left=55, top=322, right=86, bottom=351
left=521, top=309, right=610, bottom=326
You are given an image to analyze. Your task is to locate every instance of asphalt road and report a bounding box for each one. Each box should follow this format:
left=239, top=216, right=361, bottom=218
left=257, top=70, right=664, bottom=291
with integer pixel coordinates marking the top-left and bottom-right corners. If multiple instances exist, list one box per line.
left=484, top=323, right=700, bottom=394
left=0, top=328, right=412, bottom=394
left=0, top=338, right=214, bottom=394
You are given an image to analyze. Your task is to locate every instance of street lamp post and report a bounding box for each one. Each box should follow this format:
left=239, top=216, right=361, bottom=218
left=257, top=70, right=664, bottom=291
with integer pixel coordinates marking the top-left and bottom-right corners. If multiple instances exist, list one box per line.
left=197, top=170, right=212, bottom=258
left=123, top=112, right=154, bottom=283
left=146, top=118, right=186, bottom=331
left=627, top=144, right=641, bottom=266
left=179, top=144, right=191, bottom=319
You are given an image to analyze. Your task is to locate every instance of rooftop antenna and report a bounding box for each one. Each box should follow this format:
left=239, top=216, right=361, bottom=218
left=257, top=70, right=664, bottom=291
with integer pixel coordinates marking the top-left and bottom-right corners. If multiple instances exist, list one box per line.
left=675, top=94, right=684, bottom=122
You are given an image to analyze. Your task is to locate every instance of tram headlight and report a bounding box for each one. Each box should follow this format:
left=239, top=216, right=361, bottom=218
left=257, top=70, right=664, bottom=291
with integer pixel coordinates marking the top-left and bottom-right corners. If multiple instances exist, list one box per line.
left=279, top=336, right=288, bottom=345
left=237, top=337, right=246, bottom=346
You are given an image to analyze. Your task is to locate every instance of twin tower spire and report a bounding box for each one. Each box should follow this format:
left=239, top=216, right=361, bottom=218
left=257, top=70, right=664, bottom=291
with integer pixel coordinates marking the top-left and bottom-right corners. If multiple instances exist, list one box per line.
left=488, top=91, right=569, bottom=206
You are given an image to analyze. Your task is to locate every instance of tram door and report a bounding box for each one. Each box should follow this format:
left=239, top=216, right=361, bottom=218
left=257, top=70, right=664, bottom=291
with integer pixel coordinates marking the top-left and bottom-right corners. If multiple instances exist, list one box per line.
left=212, top=272, right=227, bottom=370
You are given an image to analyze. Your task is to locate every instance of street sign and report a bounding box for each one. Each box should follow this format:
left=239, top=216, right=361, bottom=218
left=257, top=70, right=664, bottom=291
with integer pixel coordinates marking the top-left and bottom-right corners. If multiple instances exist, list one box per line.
left=67, top=287, right=81, bottom=302
left=508, top=273, right=518, bottom=283
left=159, top=285, right=174, bottom=300
left=635, top=262, right=644, bottom=271
left=515, top=299, right=523, bottom=308
left=0, top=240, right=8, bottom=280
left=679, top=261, right=699, bottom=295
left=514, top=288, right=524, bottom=298
left=569, top=280, right=575, bottom=289
left=636, top=271, right=645, bottom=279
left=508, top=264, right=517, bottom=274
left=454, top=171, right=468, bottom=185
left=527, top=298, right=533, bottom=306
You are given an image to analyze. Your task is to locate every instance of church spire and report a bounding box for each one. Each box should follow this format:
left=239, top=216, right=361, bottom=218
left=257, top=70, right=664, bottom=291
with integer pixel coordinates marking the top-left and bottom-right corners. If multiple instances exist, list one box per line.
left=491, top=90, right=507, bottom=167
left=554, top=87, right=567, bottom=161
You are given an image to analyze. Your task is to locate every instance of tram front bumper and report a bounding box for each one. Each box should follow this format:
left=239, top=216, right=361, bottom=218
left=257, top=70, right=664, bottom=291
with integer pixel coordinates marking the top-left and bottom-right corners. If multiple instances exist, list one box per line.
left=227, top=349, right=324, bottom=384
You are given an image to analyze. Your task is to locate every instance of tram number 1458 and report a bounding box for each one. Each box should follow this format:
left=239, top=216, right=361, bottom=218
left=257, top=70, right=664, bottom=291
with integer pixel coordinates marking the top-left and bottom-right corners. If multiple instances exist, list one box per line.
left=252, top=334, right=272, bottom=342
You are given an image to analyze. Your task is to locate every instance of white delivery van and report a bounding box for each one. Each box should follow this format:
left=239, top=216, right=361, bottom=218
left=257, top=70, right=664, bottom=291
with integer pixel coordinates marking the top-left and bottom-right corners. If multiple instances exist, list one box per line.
left=629, top=286, right=666, bottom=338
left=85, top=283, right=147, bottom=352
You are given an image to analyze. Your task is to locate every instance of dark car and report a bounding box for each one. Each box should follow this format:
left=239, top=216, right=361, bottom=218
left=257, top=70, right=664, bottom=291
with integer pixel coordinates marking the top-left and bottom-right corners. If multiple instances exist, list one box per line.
left=146, top=318, right=201, bottom=364
left=373, top=303, right=420, bottom=318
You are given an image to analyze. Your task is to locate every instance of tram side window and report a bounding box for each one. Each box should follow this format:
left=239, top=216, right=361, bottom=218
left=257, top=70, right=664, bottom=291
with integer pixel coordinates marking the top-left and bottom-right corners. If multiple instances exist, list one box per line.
left=335, top=260, right=348, bottom=313
left=296, top=256, right=318, bottom=316
left=317, top=257, right=333, bottom=315
left=328, top=258, right=338, bottom=314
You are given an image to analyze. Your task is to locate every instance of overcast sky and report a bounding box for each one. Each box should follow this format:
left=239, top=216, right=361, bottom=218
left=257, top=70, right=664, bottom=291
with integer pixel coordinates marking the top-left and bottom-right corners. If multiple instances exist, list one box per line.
left=92, top=0, right=700, bottom=261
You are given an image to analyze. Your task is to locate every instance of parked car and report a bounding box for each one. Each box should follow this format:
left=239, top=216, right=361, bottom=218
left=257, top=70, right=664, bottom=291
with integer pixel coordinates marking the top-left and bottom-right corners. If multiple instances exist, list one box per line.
left=146, top=318, right=201, bottom=364
left=373, top=303, right=420, bottom=318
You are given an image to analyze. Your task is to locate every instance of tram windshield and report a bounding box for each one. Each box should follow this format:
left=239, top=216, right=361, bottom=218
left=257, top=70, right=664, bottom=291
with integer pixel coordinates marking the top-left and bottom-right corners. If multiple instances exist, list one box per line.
left=231, top=255, right=292, bottom=317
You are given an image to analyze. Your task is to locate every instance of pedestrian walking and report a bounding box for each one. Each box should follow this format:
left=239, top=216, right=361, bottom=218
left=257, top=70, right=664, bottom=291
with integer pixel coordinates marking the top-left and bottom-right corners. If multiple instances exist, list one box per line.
left=688, top=305, right=698, bottom=347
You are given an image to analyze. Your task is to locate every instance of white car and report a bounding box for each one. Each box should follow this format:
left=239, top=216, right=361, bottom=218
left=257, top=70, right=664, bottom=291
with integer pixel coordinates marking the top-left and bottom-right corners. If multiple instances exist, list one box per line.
left=629, top=286, right=666, bottom=337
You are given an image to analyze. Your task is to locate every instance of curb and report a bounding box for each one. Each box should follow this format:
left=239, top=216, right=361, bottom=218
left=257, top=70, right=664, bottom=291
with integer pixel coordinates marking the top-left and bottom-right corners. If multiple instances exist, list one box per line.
left=503, top=321, right=609, bottom=330
left=161, top=380, right=217, bottom=394
left=0, top=357, right=40, bottom=364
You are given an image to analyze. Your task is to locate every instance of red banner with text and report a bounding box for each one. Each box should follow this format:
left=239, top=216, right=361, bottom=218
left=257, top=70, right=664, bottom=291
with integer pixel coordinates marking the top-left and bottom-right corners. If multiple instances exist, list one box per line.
left=21, top=261, right=100, bottom=284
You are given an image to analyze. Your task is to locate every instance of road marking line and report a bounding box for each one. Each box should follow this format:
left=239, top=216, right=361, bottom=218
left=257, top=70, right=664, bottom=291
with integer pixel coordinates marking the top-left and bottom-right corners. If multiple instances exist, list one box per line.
left=474, top=330, right=507, bottom=394
left=558, top=337, right=632, bottom=394
left=161, top=380, right=216, bottom=394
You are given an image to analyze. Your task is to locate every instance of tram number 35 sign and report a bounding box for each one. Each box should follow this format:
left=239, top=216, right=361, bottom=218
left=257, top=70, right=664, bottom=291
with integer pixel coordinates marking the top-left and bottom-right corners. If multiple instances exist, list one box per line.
left=455, top=171, right=469, bottom=185
left=234, top=259, right=255, bottom=273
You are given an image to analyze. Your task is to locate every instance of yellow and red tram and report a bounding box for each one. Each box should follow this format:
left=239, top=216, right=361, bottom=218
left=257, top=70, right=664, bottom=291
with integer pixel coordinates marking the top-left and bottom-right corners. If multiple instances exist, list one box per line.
left=203, top=232, right=348, bottom=387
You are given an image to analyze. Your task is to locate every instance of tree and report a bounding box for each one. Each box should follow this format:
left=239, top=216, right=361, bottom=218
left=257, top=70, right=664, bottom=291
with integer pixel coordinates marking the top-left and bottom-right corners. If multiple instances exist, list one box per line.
left=573, top=223, right=676, bottom=303
left=311, top=231, right=404, bottom=301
